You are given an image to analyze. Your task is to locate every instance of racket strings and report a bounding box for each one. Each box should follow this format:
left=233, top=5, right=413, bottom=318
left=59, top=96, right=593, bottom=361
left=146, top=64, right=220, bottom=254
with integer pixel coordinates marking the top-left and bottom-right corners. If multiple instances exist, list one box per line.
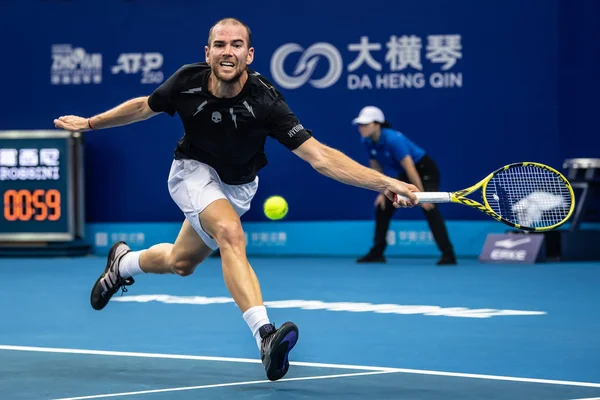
left=485, top=166, right=572, bottom=228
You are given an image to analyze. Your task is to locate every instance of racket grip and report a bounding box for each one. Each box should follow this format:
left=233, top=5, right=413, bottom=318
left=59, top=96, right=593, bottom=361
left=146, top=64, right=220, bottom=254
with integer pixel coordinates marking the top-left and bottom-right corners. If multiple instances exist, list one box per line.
left=395, top=192, right=452, bottom=203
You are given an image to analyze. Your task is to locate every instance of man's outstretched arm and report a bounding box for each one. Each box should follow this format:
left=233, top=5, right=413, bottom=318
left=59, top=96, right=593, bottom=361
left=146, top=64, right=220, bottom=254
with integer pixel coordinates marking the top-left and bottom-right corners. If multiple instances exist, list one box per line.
left=293, top=137, right=419, bottom=208
left=54, top=96, right=159, bottom=132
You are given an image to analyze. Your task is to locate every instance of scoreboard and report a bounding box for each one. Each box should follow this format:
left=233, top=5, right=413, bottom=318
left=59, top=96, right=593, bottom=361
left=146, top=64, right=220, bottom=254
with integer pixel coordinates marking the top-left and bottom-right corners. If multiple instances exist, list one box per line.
left=0, top=130, right=85, bottom=243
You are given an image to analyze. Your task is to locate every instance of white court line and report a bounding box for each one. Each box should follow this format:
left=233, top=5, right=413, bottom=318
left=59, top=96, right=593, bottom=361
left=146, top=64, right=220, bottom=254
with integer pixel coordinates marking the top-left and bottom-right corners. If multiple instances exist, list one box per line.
left=2, top=344, right=600, bottom=390
left=0, top=345, right=391, bottom=372
left=50, top=371, right=395, bottom=400
left=570, top=398, right=600, bottom=400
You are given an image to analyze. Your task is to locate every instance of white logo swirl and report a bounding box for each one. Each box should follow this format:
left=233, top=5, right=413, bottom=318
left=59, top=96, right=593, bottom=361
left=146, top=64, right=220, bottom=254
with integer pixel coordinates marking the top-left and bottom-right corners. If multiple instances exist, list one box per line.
left=270, top=43, right=343, bottom=89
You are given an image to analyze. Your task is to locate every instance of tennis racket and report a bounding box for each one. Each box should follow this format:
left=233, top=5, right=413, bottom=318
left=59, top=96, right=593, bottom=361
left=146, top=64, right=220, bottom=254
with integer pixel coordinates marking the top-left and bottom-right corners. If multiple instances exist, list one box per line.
left=395, top=162, right=575, bottom=232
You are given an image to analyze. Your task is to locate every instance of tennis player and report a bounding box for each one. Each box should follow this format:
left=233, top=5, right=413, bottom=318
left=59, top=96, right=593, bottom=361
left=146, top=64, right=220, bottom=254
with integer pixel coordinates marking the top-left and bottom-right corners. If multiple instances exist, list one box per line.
left=54, top=18, right=419, bottom=381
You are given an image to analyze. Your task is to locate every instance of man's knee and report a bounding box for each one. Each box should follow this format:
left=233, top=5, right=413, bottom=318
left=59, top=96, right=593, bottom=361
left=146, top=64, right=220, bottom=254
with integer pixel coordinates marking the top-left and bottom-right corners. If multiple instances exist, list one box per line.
left=173, top=260, right=198, bottom=276
left=166, top=254, right=200, bottom=276
left=211, top=219, right=245, bottom=248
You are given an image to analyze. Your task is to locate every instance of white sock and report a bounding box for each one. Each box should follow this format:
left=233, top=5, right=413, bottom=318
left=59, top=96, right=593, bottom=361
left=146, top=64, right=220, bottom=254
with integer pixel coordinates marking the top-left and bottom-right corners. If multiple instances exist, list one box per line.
left=118, top=250, right=144, bottom=278
left=242, top=305, right=271, bottom=350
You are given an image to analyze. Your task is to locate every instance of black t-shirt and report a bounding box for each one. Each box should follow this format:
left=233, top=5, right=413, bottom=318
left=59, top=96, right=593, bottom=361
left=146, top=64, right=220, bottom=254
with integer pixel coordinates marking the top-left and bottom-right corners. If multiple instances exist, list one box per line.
left=148, top=62, right=312, bottom=184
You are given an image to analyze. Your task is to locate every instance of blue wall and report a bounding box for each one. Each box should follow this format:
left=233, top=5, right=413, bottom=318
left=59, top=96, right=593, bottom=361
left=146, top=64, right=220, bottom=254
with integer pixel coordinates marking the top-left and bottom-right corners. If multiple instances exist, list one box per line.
left=0, top=0, right=597, bottom=223
left=558, top=0, right=600, bottom=159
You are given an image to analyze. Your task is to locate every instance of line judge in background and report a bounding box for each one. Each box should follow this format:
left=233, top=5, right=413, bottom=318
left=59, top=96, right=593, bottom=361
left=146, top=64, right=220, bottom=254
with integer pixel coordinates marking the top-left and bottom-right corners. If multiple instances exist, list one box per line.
left=353, top=106, right=457, bottom=266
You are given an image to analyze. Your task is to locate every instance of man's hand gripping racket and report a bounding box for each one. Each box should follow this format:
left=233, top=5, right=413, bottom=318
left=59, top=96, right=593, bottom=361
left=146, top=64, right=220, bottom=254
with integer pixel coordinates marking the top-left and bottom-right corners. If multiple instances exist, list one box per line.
left=385, top=182, right=420, bottom=208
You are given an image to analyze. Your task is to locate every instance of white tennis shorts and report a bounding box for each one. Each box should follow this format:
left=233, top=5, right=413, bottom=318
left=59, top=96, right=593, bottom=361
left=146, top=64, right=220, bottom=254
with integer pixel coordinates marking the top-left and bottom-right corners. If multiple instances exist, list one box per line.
left=167, top=159, right=258, bottom=250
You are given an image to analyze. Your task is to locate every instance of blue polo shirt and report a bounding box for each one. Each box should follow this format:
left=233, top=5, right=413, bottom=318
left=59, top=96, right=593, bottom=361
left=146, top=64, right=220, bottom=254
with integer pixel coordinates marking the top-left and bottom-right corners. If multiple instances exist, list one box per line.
left=362, top=128, right=426, bottom=174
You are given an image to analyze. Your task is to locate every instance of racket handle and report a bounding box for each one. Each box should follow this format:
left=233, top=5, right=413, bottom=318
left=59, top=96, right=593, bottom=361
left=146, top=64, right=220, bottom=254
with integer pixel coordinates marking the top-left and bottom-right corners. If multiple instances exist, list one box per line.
left=395, top=192, right=452, bottom=203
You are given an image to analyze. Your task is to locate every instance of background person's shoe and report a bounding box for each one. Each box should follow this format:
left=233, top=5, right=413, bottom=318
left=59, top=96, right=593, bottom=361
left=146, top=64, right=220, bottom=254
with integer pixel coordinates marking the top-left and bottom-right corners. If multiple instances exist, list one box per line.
left=356, top=253, right=387, bottom=263
left=436, top=254, right=457, bottom=266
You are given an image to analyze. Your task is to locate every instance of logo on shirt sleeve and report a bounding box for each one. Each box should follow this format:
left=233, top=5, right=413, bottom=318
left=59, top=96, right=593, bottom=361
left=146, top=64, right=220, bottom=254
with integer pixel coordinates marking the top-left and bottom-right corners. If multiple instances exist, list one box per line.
left=287, top=124, right=304, bottom=138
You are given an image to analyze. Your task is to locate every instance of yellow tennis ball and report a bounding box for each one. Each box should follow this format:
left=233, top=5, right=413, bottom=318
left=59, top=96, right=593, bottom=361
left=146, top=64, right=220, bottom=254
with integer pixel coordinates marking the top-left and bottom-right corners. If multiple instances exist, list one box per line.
left=263, top=195, right=288, bottom=220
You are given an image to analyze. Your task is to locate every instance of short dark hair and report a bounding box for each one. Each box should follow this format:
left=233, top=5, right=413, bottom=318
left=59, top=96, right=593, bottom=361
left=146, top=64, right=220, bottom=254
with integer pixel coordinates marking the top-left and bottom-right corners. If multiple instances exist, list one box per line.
left=207, top=18, right=252, bottom=48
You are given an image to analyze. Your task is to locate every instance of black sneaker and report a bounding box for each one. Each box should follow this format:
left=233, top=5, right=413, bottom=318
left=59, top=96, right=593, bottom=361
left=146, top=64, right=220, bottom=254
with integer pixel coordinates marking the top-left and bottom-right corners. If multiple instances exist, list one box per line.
left=436, top=254, right=457, bottom=266
left=356, top=253, right=387, bottom=263
left=260, top=322, right=299, bottom=381
left=90, top=241, right=135, bottom=310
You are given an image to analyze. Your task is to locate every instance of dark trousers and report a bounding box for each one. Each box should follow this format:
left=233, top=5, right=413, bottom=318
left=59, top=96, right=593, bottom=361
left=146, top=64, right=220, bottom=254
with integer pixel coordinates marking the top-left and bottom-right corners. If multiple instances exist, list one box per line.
left=369, top=155, right=454, bottom=257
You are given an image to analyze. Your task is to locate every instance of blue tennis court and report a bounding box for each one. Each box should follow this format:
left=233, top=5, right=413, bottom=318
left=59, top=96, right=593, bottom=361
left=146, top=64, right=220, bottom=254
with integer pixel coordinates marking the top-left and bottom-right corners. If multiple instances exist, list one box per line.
left=1, top=256, right=599, bottom=399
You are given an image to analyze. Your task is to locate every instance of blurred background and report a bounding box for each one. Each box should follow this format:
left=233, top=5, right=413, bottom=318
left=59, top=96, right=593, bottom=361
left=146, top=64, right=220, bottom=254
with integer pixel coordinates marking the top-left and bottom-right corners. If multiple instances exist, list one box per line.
left=0, top=0, right=599, bottom=260
left=1, top=2, right=600, bottom=399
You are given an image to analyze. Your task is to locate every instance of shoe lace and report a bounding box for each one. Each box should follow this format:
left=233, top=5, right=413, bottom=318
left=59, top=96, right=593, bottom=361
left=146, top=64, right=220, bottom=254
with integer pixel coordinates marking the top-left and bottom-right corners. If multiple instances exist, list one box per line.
left=261, top=334, right=275, bottom=355
left=261, top=324, right=277, bottom=352
left=102, top=264, right=134, bottom=296
left=118, top=277, right=134, bottom=296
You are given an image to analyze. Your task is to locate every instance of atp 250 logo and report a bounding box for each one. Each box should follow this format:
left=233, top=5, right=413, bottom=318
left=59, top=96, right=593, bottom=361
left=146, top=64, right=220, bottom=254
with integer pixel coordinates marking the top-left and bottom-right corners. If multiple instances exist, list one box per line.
left=111, top=52, right=164, bottom=84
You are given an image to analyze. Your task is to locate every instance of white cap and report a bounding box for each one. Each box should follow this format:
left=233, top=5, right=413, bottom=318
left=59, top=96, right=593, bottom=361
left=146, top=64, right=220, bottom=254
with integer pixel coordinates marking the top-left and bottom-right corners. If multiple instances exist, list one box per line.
left=352, top=106, right=385, bottom=125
